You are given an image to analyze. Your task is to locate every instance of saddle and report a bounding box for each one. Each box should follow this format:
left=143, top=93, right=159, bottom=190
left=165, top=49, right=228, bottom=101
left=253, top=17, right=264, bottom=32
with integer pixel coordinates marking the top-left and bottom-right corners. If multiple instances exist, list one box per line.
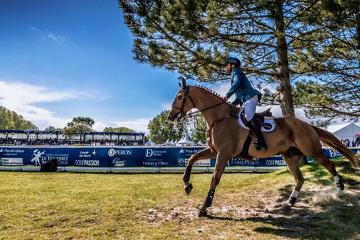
left=235, top=108, right=275, bottom=161
left=231, top=106, right=276, bottom=132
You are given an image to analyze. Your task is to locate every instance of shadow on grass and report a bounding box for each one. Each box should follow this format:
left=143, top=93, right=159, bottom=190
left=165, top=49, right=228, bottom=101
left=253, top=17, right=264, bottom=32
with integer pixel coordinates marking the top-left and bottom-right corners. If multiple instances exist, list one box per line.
left=205, top=160, right=360, bottom=239
left=249, top=195, right=360, bottom=240
left=205, top=193, right=360, bottom=239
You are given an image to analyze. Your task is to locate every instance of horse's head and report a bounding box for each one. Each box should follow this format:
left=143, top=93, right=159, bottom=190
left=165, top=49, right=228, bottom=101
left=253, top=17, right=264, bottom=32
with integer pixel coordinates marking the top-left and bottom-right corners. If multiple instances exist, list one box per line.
left=168, top=77, right=195, bottom=121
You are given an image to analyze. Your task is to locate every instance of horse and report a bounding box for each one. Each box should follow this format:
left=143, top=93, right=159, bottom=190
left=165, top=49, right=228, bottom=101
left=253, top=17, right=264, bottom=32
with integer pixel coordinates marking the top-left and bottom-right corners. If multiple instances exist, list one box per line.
left=168, top=79, right=359, bottom=217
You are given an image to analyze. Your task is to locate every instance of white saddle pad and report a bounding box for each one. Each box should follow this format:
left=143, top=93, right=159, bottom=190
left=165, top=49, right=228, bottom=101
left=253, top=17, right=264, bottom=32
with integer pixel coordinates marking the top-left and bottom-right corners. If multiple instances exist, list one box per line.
left=237, top=109, right=276, bottom=133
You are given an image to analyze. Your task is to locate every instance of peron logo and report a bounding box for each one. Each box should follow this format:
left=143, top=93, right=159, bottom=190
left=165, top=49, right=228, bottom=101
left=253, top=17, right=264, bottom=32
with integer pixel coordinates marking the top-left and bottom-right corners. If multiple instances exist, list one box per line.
left=108, top=149, right=117, bottom=157
left=108, top=149, right=132, bottom=157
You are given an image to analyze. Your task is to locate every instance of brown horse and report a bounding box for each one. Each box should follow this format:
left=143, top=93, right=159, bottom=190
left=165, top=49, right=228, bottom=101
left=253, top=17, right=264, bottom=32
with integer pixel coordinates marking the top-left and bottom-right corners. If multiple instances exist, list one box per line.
left=168, top=80, right=359, bottom=217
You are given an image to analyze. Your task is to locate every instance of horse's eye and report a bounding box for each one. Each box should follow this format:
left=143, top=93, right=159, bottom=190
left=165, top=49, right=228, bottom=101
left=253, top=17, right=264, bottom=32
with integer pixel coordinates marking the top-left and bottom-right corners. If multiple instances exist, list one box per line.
left=177, top=95, right=182, bottom=100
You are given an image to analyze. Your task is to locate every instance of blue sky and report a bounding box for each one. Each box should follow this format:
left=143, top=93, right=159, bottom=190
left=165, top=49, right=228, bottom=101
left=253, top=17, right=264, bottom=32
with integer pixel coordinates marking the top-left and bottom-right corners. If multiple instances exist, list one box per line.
left=0, top=0, right=187, bottom=132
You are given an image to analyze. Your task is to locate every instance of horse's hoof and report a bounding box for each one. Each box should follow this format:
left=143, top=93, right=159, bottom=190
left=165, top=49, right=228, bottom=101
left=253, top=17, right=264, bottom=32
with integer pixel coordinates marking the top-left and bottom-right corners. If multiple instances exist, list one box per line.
left=282, top=201, right=293, bottom=209
left=197, top=209, right=207, bottom=217
left=184, top=183, right=193, bottom=195
left=288, top=197, right=297, bottom=206
left=336, top=182, right=345, bottom=191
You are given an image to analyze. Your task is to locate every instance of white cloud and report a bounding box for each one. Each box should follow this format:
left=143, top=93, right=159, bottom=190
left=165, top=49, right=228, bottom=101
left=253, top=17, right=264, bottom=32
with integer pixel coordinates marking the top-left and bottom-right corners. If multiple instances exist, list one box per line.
left=30, top=27, right=66, bottom=42
left=93, top=121, right=108, bottom=132
left=113, top=118, right=150, bottom=133
left=0, top=80, right=86, bottom=129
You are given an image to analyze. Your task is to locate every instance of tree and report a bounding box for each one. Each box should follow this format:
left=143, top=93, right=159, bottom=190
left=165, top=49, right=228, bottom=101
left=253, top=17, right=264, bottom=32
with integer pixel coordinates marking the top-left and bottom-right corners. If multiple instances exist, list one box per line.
left=45, top=126, right=56, bottom=132
left=148, top=110, right=185, bottom=144
left=103, top=127, right=136, bottom=133
left=292, top=81, right=357, bottom=127
left=64, top=117, right=95, bottom=142
left=290, top=0, right=360, bottom=123
left=120, top=0, right=337, bottom=117
left=0, top=106, right=37, bottom=130
left=190, top=115, right=207, bottom=143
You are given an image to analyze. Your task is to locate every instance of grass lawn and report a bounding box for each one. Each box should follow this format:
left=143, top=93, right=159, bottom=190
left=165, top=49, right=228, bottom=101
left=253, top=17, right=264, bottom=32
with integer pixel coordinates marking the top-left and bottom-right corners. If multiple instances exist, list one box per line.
left=0, top=156, right=359, bottom=240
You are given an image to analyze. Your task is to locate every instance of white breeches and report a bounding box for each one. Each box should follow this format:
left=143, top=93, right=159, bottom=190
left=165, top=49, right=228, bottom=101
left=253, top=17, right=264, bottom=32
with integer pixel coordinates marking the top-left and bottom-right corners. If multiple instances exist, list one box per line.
left=244, top=95, right=258, bottom=122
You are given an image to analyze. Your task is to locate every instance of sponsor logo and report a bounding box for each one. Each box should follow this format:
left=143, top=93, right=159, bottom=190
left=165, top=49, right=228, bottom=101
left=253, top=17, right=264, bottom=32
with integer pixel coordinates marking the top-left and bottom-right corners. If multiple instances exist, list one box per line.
left=31, top=149, right=45, bottom=165
left=145, top=149, right=167, bottom=158
left=31, top=149, right=69, bottom=165
left=108, top=149, right=132, bottom=157
left=1, top=158, right=23, bottom=166
left=265, top=159, right=286, bottom=166
left=328, top=149, right=340, bottom=158
left=185, top=158, right=210, bottom=167
left=79, top=149, right=97, bottom=158
left=179, top=149, right=200, bottom=155
left=112, top=157, right=126, bottom=167
left=75, top=159, right=100, bottom=167
left=142, top=160, right=168, bottom=166
left=0, top=148, right=25, bottom=156
left=229, top=159, right=258, bottom=166
left=177, top=158, right=185, bottom=166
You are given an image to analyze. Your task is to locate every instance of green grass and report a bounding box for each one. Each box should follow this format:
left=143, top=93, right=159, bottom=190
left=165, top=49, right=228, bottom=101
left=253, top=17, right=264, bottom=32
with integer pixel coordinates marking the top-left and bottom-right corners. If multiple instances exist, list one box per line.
left=0, top=156, right=359, bottom=240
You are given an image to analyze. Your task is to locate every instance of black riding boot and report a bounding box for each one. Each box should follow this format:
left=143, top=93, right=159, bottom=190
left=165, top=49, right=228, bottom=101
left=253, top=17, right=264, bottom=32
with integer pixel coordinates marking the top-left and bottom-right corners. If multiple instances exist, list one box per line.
left=248, top=119, right=268, bottom=151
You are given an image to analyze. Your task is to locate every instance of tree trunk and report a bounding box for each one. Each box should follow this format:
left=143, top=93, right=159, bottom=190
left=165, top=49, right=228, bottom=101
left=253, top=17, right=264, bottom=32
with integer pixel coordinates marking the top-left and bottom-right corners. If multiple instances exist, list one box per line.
left=274, top=0, right=295, bottom=116
left=356, top=4, right=360, bottom=51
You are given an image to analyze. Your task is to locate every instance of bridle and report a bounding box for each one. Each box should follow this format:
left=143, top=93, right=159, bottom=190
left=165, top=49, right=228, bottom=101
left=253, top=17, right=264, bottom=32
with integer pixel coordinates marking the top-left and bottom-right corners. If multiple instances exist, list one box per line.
left=172, top=86, right=227, bottom=120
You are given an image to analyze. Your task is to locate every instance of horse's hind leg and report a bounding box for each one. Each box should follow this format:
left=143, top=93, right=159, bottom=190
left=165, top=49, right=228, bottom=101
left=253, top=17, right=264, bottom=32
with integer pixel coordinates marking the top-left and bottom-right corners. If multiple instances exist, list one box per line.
left=282, top=148, right=305, bottom=206
left=183, top=147, right=217, bottom=195
left=314, top=152, right=344, bottom=191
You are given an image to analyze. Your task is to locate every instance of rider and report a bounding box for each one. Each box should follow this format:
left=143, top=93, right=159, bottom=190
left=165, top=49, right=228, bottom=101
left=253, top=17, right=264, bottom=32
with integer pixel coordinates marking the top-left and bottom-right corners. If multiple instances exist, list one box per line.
left=223, top=57, right=267, bottom=151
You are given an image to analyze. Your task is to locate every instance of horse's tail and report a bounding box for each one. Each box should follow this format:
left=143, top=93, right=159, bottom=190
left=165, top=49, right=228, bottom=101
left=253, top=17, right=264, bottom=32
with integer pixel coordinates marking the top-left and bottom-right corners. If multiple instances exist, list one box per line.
left=312, top=126, right=359, bottom=167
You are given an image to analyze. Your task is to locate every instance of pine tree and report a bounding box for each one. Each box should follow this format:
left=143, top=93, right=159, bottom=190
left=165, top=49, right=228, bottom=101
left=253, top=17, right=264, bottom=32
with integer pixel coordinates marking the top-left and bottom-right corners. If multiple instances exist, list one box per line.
left=292, top=0, right=359, bottom=123
left=120, top=0, right=348, bottom=117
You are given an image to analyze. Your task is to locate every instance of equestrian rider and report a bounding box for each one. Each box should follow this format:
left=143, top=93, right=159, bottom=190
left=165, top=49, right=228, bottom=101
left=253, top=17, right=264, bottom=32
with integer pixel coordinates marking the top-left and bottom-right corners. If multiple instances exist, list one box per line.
left=223, top=57, right=267, bottom=151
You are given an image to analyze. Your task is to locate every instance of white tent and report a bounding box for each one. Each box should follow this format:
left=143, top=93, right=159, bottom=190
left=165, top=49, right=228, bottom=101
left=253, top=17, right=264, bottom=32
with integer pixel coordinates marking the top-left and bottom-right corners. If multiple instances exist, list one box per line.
left=177, top=132, right=194, bottom=146
left=326, top=122, right=360, bottom=141
left=145, top=140, right=154, bottom=146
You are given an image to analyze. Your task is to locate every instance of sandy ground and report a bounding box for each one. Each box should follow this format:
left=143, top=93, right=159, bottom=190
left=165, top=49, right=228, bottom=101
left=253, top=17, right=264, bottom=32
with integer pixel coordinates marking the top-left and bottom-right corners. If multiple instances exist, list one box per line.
left=140, top=184, right=360, bottom=225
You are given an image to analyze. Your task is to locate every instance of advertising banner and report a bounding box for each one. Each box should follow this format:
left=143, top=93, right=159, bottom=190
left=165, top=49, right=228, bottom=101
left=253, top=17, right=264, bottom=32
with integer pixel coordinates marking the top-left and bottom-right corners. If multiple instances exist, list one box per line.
left=0, top=146, right=358, bottom=172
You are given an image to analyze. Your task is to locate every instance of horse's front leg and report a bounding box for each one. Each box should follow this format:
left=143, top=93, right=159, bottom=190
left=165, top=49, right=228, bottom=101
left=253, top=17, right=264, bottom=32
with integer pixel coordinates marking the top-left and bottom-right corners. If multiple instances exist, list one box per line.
left=198, top=152, right=229, bottom=217
left=183, top=147, right=217, bottom=195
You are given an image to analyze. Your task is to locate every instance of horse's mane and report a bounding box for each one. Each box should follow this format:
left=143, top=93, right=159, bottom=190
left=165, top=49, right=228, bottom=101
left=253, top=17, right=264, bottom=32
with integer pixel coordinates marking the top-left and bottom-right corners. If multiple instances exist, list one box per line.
left=191, top=85, right=237, bottom=110
left=192, top=85, right=225, bottom=101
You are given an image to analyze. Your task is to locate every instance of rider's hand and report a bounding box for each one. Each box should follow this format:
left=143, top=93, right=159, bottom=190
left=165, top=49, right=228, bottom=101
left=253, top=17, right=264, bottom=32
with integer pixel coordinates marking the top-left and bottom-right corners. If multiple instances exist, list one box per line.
left=223, top=97, right=228, bottom=102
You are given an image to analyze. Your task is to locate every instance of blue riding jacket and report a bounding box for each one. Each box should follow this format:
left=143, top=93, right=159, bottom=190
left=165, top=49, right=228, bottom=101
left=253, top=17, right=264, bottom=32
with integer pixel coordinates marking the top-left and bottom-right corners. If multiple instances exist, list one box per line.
left=226, top=68, right=261, bottom=105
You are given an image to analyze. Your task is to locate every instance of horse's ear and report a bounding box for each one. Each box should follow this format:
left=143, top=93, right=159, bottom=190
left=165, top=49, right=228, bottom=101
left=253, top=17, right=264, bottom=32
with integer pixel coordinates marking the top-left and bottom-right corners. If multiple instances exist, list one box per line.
left=178, top=76, right=186, bottom=89
left=182, top=77, right=186, bottom=89
left=178, top=82, right=182, bottom=88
